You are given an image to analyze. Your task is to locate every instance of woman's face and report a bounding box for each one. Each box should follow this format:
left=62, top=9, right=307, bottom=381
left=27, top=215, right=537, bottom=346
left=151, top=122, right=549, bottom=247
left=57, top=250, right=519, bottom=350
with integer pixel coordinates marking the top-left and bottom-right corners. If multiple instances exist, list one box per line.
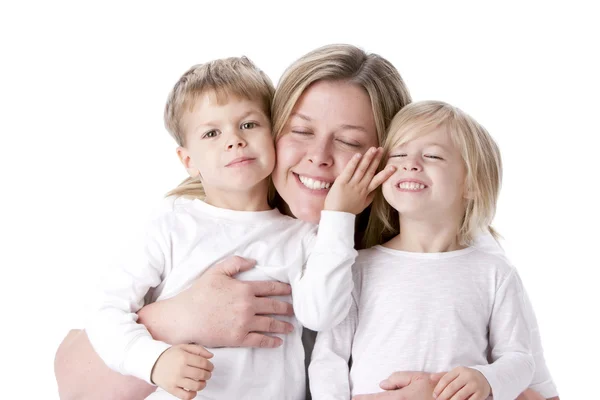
left=272, top=80, right=379, bottom=223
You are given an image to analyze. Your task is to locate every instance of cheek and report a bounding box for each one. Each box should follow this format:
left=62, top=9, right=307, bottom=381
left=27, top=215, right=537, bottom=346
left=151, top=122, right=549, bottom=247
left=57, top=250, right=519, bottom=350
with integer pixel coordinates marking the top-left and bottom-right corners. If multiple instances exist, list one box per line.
left=273, top=136, right=304, bottom=176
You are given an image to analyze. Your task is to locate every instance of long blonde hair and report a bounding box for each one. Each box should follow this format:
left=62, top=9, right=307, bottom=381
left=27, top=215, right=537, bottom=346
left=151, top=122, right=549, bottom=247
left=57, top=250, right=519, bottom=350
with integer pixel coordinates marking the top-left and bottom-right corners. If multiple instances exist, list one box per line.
left=164, top=56, right=275, bottom=199
left=271, top=44, right=412, bottom=246
left=365, top=100, right=503, bottom=248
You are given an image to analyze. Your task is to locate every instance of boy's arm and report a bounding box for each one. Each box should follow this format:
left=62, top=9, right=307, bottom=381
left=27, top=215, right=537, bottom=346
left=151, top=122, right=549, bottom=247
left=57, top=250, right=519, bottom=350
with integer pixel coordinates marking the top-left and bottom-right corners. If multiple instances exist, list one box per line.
left=86, top=217, right=172, bottom=384
left=291, top=211, right=357, bottom=331
left=54, top=257, right=296, bottom=399
left=469, top=269, right=535, bottom=400
left=308, top=294, right=358, bottom=399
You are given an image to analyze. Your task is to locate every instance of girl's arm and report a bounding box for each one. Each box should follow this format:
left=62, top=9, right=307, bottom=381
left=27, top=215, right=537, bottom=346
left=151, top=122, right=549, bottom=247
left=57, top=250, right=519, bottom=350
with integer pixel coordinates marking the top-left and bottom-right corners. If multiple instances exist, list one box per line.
left=308, top=295, right=359, bottom=398
left=291, top=211, right=357, bottom=332
left=54, top=256, right=295, bottom=399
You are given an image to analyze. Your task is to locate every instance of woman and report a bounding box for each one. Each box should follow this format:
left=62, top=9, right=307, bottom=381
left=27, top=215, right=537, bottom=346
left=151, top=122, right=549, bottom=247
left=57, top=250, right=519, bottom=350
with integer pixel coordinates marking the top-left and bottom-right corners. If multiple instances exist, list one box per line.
left=55, top=44, right=557, bottom=400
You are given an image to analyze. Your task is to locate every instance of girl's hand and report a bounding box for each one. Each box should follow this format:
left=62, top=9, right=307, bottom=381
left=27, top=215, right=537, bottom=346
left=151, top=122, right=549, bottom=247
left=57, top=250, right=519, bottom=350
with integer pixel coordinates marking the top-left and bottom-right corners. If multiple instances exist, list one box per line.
left=324, top=147, right=396, bottom=215
left=433, top=367, right=491, bottom=400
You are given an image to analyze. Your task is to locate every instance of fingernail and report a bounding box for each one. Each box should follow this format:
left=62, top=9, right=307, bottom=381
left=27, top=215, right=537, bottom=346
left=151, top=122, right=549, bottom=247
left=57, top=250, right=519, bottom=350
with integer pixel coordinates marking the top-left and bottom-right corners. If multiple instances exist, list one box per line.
left=355, top=153, right=362, bottom=158
left=388, top=165, right=396, bottom=171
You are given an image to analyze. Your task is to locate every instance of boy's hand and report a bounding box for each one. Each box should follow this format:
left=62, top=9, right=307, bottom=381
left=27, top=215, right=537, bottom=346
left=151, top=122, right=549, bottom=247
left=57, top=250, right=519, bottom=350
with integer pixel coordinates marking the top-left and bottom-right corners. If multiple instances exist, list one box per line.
left=324, top=147, right=396, bottom=214
left=151, top=344, right=214, bottom=400
left=433, top=367, right=491, bottom=400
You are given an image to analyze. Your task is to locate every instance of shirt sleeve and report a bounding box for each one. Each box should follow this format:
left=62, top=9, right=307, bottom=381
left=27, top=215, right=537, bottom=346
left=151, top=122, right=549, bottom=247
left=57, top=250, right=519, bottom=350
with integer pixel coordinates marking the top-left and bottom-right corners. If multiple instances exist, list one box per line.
left=290, top=210, right=358, bottom=332
left=85, top=214, right=173, bottom=384
left=522, top=286, right=560, bottom=398
left=309, top=293, right=358, bottom=399
left=470, top=269, right=535, bottom=400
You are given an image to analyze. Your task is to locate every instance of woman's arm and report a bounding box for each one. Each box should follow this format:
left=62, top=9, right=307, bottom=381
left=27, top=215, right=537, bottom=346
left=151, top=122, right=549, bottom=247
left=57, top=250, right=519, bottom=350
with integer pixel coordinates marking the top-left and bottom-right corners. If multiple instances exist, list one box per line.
left=55, top=256, right=295, bottom=399
left=55, top=330, right=154, bottom=400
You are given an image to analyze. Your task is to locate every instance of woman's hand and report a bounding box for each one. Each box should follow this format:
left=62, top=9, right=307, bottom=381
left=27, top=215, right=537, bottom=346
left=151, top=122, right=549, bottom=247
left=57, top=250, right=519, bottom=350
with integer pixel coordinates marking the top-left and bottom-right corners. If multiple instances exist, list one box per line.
left=138, top=255, right=295, bottom=348
left=352, top=371, right=443, bottom=400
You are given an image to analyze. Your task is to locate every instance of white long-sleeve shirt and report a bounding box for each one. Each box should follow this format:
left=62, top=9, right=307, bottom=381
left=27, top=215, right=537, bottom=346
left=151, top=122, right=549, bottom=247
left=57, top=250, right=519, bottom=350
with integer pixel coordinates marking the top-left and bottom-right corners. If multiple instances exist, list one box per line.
left=309, top=245, right=538, bottom=400
left=86, top=197, right=357, bottom=400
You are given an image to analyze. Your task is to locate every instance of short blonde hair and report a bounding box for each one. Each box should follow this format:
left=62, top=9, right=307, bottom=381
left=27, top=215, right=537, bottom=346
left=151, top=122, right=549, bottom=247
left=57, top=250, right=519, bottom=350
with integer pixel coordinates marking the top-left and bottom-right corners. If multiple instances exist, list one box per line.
left=271, top=44, right=412, bottom=246
left=164, top=56, right=275, bottom=199
left=365, top=100, right=503, bottom=247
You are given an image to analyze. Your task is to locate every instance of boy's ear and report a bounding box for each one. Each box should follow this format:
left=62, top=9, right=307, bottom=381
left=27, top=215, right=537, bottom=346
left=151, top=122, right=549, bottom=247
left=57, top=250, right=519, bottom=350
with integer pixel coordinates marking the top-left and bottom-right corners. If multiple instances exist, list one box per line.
left=176, top=147, right=200, bottom=178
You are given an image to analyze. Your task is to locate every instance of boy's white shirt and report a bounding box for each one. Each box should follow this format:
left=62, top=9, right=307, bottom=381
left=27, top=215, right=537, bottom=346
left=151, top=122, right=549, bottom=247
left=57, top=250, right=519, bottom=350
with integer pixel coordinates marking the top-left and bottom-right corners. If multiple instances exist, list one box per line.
left=309, top=235, right=558, bottom=400
left=86, top=197, right=357, bottom=400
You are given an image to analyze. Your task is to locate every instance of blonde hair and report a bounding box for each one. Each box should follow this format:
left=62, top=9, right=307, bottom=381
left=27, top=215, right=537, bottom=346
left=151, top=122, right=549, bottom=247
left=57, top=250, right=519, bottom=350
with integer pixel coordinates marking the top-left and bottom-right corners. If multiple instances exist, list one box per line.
left=365, top=100, right=503, bottom=248
left=164, top=56, right=275, bottom=199
left=271, top=44, right=412, bottom=246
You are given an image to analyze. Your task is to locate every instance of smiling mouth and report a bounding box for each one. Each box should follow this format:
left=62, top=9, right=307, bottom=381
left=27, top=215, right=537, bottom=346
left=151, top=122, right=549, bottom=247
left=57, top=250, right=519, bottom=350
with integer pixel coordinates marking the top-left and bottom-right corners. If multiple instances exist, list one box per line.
left=397, top=181, right=428, bottom=191
left=294, top=173, right=333, bottom=190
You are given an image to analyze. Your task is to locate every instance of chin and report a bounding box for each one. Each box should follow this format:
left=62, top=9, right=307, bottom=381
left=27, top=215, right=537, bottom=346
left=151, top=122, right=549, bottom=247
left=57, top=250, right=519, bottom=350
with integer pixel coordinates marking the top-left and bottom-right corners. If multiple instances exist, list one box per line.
left=289, top=204, right=322, bottom=224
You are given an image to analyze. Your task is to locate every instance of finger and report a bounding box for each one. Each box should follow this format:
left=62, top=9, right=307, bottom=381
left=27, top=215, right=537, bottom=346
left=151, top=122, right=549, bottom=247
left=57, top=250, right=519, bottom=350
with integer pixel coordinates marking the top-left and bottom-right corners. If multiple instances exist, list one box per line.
left=447, top=384, right=474, bottom=400
left=337, top=153, right=362, bottom=184
left=247, top=280, right=292, bottom=297
left=182, top=344, right=213, bottom=359
left=353, top=392, right=397, bottom=400
left=379, top=371, right=421, bottom=390
left=430, top=372, right=446, bottom=384
left=240, top=332, right=283, bottom=348
left=253, top=296, right=294, bottom=316
left=350, top=147, right=378, bottom=183
left=180, top=377, right=208, bottom=392
left=248, top=315, right=294, bottom=334
left=436, top=376, right=466, bottom=400
left=171, top=387, right=197, bottom=400
left=433, top=370, right=460, bottom=399
left=184, top=355, right=214, bottom=371
left=212, top=256, right=256, bottom=277
left=359, top=147, right=384, bottom=185
left=184, top=365, right=212, bottom=381
left=367, top=165, right=396, bottom=193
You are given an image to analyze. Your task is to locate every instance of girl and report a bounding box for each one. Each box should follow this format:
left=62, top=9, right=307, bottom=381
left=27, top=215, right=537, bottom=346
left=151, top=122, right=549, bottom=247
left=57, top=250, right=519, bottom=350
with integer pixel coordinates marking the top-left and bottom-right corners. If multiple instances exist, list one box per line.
left=309, top=101, right=554, bottom=400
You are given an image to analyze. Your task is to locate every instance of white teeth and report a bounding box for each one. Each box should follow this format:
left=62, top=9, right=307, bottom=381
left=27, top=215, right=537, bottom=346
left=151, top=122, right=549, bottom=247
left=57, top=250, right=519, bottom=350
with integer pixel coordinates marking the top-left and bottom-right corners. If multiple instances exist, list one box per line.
left=298, top=175, right=332, bottom=190
left=399, top=182, right=426, bottom=190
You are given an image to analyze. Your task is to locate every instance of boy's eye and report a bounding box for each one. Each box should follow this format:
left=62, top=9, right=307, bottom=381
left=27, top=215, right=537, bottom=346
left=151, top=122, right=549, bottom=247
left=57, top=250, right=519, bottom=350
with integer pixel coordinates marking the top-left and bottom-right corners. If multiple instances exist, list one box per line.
left=203, top=130, right=219, bottom=138
left=389, top=153, right=407, bottom=158
left=425, top=154, right=444, bottom=160
left=241, top=122, right=257, bottom=130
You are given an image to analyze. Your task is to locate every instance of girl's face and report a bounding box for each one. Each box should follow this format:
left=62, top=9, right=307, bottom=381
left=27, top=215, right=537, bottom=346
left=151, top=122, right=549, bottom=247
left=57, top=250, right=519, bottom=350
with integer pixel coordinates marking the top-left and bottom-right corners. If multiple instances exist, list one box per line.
left=272, top=80, right=379, bottom=223
left=382, top=126, right=467, bottom=222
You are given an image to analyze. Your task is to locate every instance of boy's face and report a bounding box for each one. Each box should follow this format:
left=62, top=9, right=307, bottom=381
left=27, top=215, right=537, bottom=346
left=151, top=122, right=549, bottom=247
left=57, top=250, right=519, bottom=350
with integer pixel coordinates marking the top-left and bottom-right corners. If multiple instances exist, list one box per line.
left=177, top=92, right=275, bottom=200
left=382, top=126, right=467, bottom=222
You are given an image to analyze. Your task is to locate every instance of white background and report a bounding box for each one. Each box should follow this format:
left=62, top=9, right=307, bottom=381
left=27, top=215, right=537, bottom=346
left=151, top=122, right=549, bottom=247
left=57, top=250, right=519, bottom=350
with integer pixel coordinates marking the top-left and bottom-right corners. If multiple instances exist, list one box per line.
left=1, top=1, right=597, bottom=398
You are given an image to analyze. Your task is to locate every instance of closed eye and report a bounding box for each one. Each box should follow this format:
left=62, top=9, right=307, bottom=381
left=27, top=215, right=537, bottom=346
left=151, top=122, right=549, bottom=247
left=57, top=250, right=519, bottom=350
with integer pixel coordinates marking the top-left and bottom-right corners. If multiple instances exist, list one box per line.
left=389, top=154, right=407, bottom=158
left=425, top=155, right=444, bottom=160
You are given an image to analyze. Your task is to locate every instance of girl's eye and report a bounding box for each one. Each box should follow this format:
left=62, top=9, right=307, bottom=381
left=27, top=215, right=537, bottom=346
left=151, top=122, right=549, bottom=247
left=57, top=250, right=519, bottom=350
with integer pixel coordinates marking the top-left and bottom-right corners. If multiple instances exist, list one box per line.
left=203, top=130, right=219, bottom=138
left=241, top=122, right=257, bottom=130
left=389, top=154, right=407, bottom=158
left=425, top=154, right=443, bottom=160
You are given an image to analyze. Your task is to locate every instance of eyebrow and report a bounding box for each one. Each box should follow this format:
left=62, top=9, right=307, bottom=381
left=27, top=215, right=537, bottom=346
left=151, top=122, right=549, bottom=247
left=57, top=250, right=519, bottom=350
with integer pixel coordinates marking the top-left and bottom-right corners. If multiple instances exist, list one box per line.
left=196, top=110, right=263, bottom=130
left=290, top=112, right=369, bottom=133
